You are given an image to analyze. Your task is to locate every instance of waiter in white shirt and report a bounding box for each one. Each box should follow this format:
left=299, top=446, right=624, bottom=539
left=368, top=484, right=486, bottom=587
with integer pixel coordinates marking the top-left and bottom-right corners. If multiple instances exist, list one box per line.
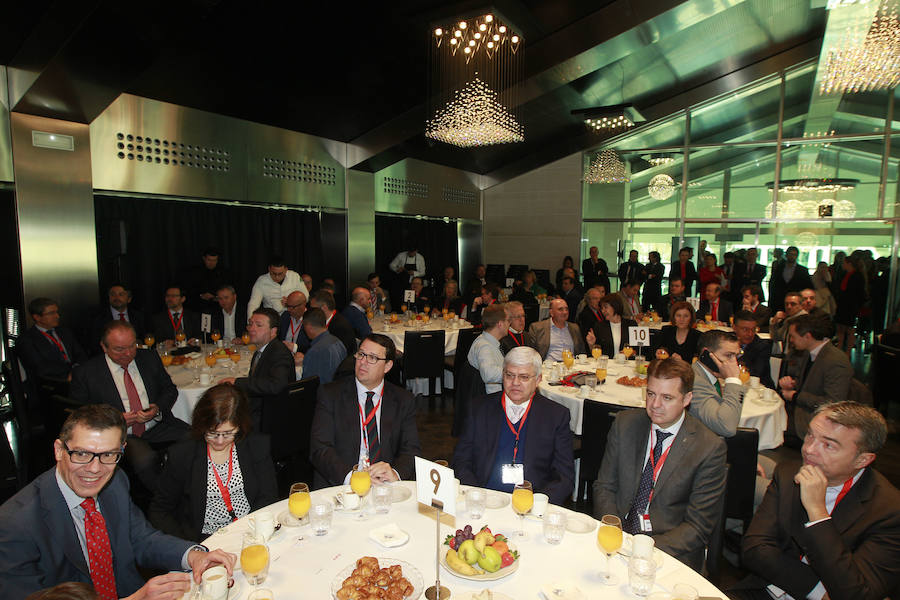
left=247, top=256, right=309, bottom=314
left=389, top=249, right=426, bottom=283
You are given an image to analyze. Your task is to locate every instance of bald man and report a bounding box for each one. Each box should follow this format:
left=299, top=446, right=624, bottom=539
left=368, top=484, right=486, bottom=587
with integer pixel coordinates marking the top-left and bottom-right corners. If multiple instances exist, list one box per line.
left=526, top=298, right=593, bottom=360
left=342, top=287, right=373, bottom=340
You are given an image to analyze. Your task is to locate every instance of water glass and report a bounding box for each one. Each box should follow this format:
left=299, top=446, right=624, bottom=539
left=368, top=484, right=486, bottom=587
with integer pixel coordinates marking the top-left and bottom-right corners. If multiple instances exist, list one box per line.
left=628, top=556, right=657, bottom=597
left=585, top=373, right=597, bottom=389
left=373, top=482, right=392, bottom=514
left=466, top=488, right=486, bottom=519
left=310, top=502, right=334, bottom=536
left=542, top=510, right=566, bottom=545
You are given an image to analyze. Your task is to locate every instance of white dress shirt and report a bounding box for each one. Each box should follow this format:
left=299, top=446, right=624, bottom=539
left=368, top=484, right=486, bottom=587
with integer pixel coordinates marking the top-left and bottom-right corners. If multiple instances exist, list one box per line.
left=247, top=270, right=308, bottom=314
left=610, top=321, right=622, bottom=354
left=389, top=252, right=426, bottom=280
left=344, top=378, right=400, bottom=483
left=104, top=355, right=158, bottom=434
left=109, top=307, right=130, bottom=322
left=504, top=394, right=532, bottom=424
left=221, top=307, right=237, bottom=341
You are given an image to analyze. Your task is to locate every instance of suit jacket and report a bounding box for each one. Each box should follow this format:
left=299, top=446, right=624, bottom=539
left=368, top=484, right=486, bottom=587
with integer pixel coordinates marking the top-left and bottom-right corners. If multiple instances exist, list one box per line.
left=742, top=263, right=768, bottom=302
left=741, top=462, right=900, bottom=600
left=689, top=361, right=743, bottom=438
left=595, top=319, right=638, bottom=358
left=697, top=298, right=734, bottom=323
left=210, top=305, right=247, bottom=342
left=670, top=261, right=698, bottom=296
left=277, top=311, right=310, bottom=354
left=309, top=378, right=422, bottom=488
left=741, top=335, right=774, bottom=389
left=452, top=392, right=575, bottom=505
left=525, top=320, right=586, bottom=360
left=0, top=467, right=193, bottom=598
left=616, top=291, right=642, bottom=320
left=18, top=325, right=88, bottom=383
left=792, top=342, right=853, bottom=437
left=341, top=304, right=372, bottom=340
left=150, top=308, right=201, bottom=341
left=652, top=326, right=700, bottom=361
left=769, top=263, right=812, bottom=312
left=327, top=311, right=358, bottom=358
left=582, top=257, right=611, bottom=291
left=499, top=331, right=527, bottom=356
left=748, top=303, right=772, bottom=333
left=561, top=288, right=582, bottom=322
left=89, top=307, right=146, bottom=355
left=234, top=340, right=296, bottom=425
left=618, top=261, right=645, bottom=285
left=577, top=306, right=604, bottom=350
left=658, top=293, right=686, bottom=321
left=593, top=410, right=727, bottom=572
left=149, top=435, right=279, bottom=542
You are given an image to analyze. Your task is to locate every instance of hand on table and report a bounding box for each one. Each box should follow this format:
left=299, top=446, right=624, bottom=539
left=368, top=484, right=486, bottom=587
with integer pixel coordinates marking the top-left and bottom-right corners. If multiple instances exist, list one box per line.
left=586, top=330, right=596, bottom=346
left=218, top=377, right=236, bottom=385
left=794, top=464, right=829, bottom=522
left=368, top=461, right=399, bottom=483
left=188, top=548, right=237, bottom=584
left=125, top=572, right=192, bottom=600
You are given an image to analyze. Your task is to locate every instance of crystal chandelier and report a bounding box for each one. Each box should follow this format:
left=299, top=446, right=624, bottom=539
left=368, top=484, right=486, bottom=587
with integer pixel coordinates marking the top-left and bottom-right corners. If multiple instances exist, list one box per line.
left=820, top=0, right=900, bottom=94
left=425, top=77, right=524, bottom=147
left=584, top=150, right=630, bottom=184
left=648, top=174, right=677, bottom=200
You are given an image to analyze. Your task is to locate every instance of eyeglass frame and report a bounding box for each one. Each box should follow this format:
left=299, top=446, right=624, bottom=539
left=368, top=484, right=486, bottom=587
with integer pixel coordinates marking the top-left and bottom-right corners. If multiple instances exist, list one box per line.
left=502, top=370, right=537, bottom=383
left=354, top=350, right=390, bottom=364
left=61, top=441, right=125, bottom=465
left=205, top=429, right=239, bottom=440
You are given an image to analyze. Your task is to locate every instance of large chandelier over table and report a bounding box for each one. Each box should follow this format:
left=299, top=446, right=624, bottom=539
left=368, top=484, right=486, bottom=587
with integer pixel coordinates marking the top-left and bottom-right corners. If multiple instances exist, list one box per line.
left=820, top=0, right=900, bottom=94
left=584, top=150, right=630, bottom=184
left=426, top=13, right=524, bottom=147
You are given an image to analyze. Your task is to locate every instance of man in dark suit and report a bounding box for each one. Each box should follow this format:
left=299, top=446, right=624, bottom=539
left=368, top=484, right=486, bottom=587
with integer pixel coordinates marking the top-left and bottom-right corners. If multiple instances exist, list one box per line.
left=658, top=277, right=687, bottom=321
left=740, top=284, right=771, bottom=332
left=735, top=402, right=900, bottom=600
left=468, top=283, right=500, bottom=327
left=778, top=314, right=853, bottom=438
left=181, top=247, right=234, bottom=315
left=310, top=333, right=422, bottom=488
left=582, top=246, right=611, bottom=292
left=18, top=297, right=88, bottom=386
left=671, top=248, right=698, bottom=297
left=220, top=308, right=295, bottom=430
left=0, top=404, right=235, bottom=599
left=453, top=346, right=574, bottom=505
left=89, top=284, right=146, bottom=354
left=309, top=289, right=357, bottom=358
left=769, top=246, right=812, bottom=312
left=342, top=286, right=373, bottom=340
left=698, top=283, right=733, bottom=324
left=150, top=286, right=201, bottom=346
left=733, top=310, right=774, bottom=389
left=278, top=291, right=311, bottom=365
left=210, top=284, right=246, bottom=345
left=70, top=321, right=190, bottom=491
left=577, top=287, right=605, bottom=349
left=558, top=276, right=582, bottom=322
left=618, top=250, right=645, bottom=285
left=526, top=299, right=593, bottom=360
left=594, top=358, right=727, bottom=572
left=741, top=247, right=767, bottom=302
left=499, top=301, right=528, bottom=355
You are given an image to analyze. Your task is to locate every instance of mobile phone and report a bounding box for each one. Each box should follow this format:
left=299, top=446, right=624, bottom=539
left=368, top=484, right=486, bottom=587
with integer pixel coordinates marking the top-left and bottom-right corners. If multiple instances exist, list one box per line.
left=699, top=349, right=719, bottom=374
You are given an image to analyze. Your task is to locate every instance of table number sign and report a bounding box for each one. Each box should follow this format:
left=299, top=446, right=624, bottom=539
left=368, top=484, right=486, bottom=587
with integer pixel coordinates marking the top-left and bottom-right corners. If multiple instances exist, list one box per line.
left=506, top=277, right=515, bottom=288
left=414, top=456, right=456, bottom=516
left=628, top=326, right=650, bottom=347
left=404, top=290, right=416, bottom=303
left=200, top=313, right=212, bottom=333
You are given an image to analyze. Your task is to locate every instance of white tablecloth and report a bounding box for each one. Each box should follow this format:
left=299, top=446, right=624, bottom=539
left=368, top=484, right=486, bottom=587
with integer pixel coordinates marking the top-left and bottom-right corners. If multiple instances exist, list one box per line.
left=202, top=481, right=728, bottom=599
left=540, top=359, right=787, bottom=450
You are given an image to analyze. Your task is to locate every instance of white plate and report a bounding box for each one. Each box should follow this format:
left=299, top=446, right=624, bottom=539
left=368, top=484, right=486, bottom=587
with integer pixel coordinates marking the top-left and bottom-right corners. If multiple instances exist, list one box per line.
left=392, top=485, right=413, bottom=503
left=182, top=578, right=243, bottom=600
left=457, top=592, right=515, bottom=600
left=331, top=557, right=423, bottom=600
left=564, top=514, right=596, bottom=534
left=440, top=543, right=520, bottom=582
left=485, top=492, right=509, bottom=510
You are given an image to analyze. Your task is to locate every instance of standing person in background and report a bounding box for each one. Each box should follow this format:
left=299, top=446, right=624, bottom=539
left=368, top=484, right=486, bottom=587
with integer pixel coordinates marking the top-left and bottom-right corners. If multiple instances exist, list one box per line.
left=618, top=250, right=644, bottom=287
left=829, top=251, right=847, bottom=297
left=833, top=253, right=867, bottom=354
left=642, top=251, right=665, bottom=312
left=555, top=256, right=579, bottom=291
left=769, top=246, right=812, bottom=313
left=671, top=248, right=698, bottom=297
left=741, top=247, right=767, bottom=302
left=583, top=246, right=611, bottom=292
left=247, top=256, right=308, bottom=315
left=698, top=253, right=724, bottom=297
left=812, top=261, right=836, bottom=315
left=182, top=247, right=233, bottom=315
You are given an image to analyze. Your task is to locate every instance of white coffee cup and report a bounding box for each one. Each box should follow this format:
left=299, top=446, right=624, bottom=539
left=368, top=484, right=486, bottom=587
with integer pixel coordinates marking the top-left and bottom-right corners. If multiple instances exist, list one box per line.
left=201, top=565, right=229, bottom=600
left=576, top=354, right=588, bottom=362
left=764, top=388, right=776, bottom=403
left=199, top=373, right=211, bottom=386
left=579, top=385, right=592, bottom=398
left=338, top=488, right=360, bottom=509
left=532, top=493, right=549, bottom=517
left=749, top=376, right=761, bottom=388
left=631, top=534, right=656, bottom=559
left=249, top=510, right=275, bottom=540
left=615, top=353, right=626, bottom=364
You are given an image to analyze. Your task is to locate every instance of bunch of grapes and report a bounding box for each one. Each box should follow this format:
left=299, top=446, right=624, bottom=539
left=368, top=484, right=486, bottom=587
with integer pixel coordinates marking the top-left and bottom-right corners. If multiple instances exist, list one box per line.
left=452, top=524, right=474, bottom=549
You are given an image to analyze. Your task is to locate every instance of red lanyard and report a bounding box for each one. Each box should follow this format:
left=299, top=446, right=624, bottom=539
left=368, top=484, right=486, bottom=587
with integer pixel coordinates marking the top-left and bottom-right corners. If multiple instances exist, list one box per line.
left=359, top=389, right=384, bottom=457
left=289, top=318, right=302, bottom=340
left=208, top=445, right=237, bottom=522
left=646, top=429, right=674, bottom=507
left=168, top=311, right=184, bottom=334
left=711, top=300, right=718, bottom=321
left=509, top=331, right=524, bottom=346
left=40, top=330, right=69, bottom=362
left=502, top=393, right=536, bottom=463
left=326, top=311, right=335, bottom=326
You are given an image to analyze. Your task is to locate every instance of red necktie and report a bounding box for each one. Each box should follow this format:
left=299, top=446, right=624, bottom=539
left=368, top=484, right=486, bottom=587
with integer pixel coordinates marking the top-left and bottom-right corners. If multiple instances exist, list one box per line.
left=81, top=498, right=118, bottom=600
left=118, top=312, right=126, bottom=321
left=123, top=368, right=145, bottom=437
left=712, top=301, right=718, bottom=321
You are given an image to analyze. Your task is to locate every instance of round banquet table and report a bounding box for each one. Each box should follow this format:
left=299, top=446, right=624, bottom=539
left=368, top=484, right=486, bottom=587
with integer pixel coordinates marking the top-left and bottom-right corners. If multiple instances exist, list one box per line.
left=201, top=481, right=728, bottom=599
left=539, top=358, right=787, bottom=451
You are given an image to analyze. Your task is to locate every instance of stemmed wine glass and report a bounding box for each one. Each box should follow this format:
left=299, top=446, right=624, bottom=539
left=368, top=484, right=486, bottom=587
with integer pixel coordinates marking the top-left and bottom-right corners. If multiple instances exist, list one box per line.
left=597, top=514, right=623, bottom=585
left=511, top=480, right=534, bottom=538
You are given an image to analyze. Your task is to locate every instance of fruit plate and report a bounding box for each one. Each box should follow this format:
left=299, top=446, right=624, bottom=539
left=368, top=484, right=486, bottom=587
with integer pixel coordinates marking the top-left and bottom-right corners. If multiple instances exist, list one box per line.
left=440, top=543, right=520, bottom=582
left=331, top=558, right=423, bottom=600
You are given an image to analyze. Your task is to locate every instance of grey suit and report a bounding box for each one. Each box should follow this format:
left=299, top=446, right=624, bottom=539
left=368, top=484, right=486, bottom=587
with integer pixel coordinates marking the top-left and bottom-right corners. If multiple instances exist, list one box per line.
left=689, top=361, right=743, bottom=438
left=593, top=409, right=727, bottom=571
left=525, top=320, right=587, bottom=360
left=792, top=342, right=853, bottom=437
left=615, top=291, right=641, bottom=320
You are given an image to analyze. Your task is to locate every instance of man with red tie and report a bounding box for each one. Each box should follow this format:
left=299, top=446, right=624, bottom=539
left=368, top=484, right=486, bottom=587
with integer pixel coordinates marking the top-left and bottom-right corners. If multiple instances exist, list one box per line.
left=18, top=297, right=88, bottom=386
left=89, top=284, right=147, bottom=354
left=0, top=404, right=236, bottom=599
left=698, top=283, right=734, bottom=324
left=150, top=286, right=201, bottom=347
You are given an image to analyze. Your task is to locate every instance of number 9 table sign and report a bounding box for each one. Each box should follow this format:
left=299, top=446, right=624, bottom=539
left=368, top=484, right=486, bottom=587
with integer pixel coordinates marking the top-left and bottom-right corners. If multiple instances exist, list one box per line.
left=415, top=457, right=457, bottom=600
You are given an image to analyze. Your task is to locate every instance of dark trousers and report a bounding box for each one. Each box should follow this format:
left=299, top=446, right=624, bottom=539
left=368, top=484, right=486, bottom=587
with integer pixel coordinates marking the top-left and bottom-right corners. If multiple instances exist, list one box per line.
left=125, top=418, right=190, bottom=491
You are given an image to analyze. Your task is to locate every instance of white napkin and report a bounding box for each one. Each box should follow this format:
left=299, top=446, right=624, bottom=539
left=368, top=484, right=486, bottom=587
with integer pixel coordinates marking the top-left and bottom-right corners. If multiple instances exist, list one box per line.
left=368, top=523, right=410, bottom=548
left=541, top=582, right=587, bottom=600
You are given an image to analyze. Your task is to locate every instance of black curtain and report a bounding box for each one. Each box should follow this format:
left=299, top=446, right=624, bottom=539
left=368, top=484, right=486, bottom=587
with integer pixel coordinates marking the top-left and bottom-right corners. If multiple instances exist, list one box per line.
left=94, top=195, right=326, bottom=314
left=374, top=214, right=459, bottom=293
left=0, top=189, right=24, bottom=312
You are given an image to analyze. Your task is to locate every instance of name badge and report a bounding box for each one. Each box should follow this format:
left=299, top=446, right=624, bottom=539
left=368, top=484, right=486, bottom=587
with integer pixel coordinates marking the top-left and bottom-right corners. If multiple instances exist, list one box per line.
left=501, top=463, right=524, bottom=485
left=640, top=514, right=652, bottom=533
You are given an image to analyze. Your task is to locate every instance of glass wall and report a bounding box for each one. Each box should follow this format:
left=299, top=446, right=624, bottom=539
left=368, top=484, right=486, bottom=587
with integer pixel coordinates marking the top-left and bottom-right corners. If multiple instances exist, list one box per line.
left=581, top=59, right=900, bottom=323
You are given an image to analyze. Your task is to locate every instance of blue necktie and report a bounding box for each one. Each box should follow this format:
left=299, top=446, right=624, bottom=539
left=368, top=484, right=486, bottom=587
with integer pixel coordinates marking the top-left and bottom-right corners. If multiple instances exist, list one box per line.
left=624, top=430, right=672, bottom=534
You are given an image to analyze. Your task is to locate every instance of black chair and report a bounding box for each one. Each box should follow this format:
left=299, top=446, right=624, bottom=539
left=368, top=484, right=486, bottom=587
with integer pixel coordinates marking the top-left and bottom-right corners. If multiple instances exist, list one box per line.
left=444, top=327, right=482, bottom=385
left=524, top=305, right=540, bottom=330
left=262, top=376, right=319, bottom=495
left=724, top=427, right=760, bottom=532
left=485, top=264, right=505, bottom=284
left=452, top=360, right=486, bottom=437
left=577, top=400, right=627, bottom=508
left=401, top=330, right=446, bottom=396
left=705, top=463, right=730, bottom=583
left=872, top=342, right=899, bottom=414
left=507, top=265, right=528, bottom=281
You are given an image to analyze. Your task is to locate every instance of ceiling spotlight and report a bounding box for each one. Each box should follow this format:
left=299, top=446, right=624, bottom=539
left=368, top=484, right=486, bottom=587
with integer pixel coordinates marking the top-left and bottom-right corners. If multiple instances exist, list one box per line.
left=572, top=104, right=645, bottom=131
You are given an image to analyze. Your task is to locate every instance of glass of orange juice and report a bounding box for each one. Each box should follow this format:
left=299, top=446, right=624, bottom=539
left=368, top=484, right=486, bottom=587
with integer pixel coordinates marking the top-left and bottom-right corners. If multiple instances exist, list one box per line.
left=143, top=334, right=155, bottom=348
left=400, top=304, right=408, bottom=313
left=739, top=364, right=751, bottom=385
left=246, top=344, right=257, bottom=353
left=288, top=482, right=311, bottom=526
left=597, top=514, right=623, bottom=585
left=705, top=314, right=713, bottom=323
left=350, top=467, right=372, bottom=520
left=622, top=346, right=634, bottom=359
left=562, top=350, right=575, bottom=371
left=205, top=352, right=217, bottom=368
left=160, top=351, right=174, bottom=367
left=512, top=480, right=534, bottom=538
left=596, top=357, right=608, bottom=382
left=591, top=346, right=603, bottom=360
left=241, top=532, right=269, bottom=586
left=241, top=332, right=251, bottom=345
left=210, top=329, right=221, bottom=343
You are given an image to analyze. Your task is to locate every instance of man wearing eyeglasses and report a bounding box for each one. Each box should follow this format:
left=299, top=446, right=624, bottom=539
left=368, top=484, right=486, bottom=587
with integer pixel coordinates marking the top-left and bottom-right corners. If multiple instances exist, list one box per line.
left=452, top=346, right=574, bottom=505
left=0, top=404, right=236, bottom=599
left=310, top=333, right=422, bottom=488
left=70, top=321, right=189, bottom=491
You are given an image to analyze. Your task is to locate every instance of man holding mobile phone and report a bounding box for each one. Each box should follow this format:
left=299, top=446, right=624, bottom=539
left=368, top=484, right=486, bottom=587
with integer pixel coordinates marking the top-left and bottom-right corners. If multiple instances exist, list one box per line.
left=689, top=330, right=743, bottom=438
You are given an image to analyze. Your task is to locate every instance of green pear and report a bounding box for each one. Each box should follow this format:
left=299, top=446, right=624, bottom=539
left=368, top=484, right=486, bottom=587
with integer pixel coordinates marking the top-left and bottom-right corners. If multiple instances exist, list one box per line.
left=458, top=539, right=480, bottom=565
left=477, top=546, right=503, bottom=573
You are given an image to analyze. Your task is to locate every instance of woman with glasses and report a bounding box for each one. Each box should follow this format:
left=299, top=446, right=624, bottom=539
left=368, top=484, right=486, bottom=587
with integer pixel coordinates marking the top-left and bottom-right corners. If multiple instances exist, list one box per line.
left=149, top=384, right=278, bottom=541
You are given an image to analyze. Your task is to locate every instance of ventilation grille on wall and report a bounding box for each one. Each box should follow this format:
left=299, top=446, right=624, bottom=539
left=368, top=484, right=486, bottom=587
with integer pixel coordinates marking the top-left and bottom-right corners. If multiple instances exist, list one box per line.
left=383, top=176, right=429, bottom=199
left=442, top=186, right=477, bottom=205
left=115, top=133, right=231, bottom=171
left=262, top=157, right=337, bottom=185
